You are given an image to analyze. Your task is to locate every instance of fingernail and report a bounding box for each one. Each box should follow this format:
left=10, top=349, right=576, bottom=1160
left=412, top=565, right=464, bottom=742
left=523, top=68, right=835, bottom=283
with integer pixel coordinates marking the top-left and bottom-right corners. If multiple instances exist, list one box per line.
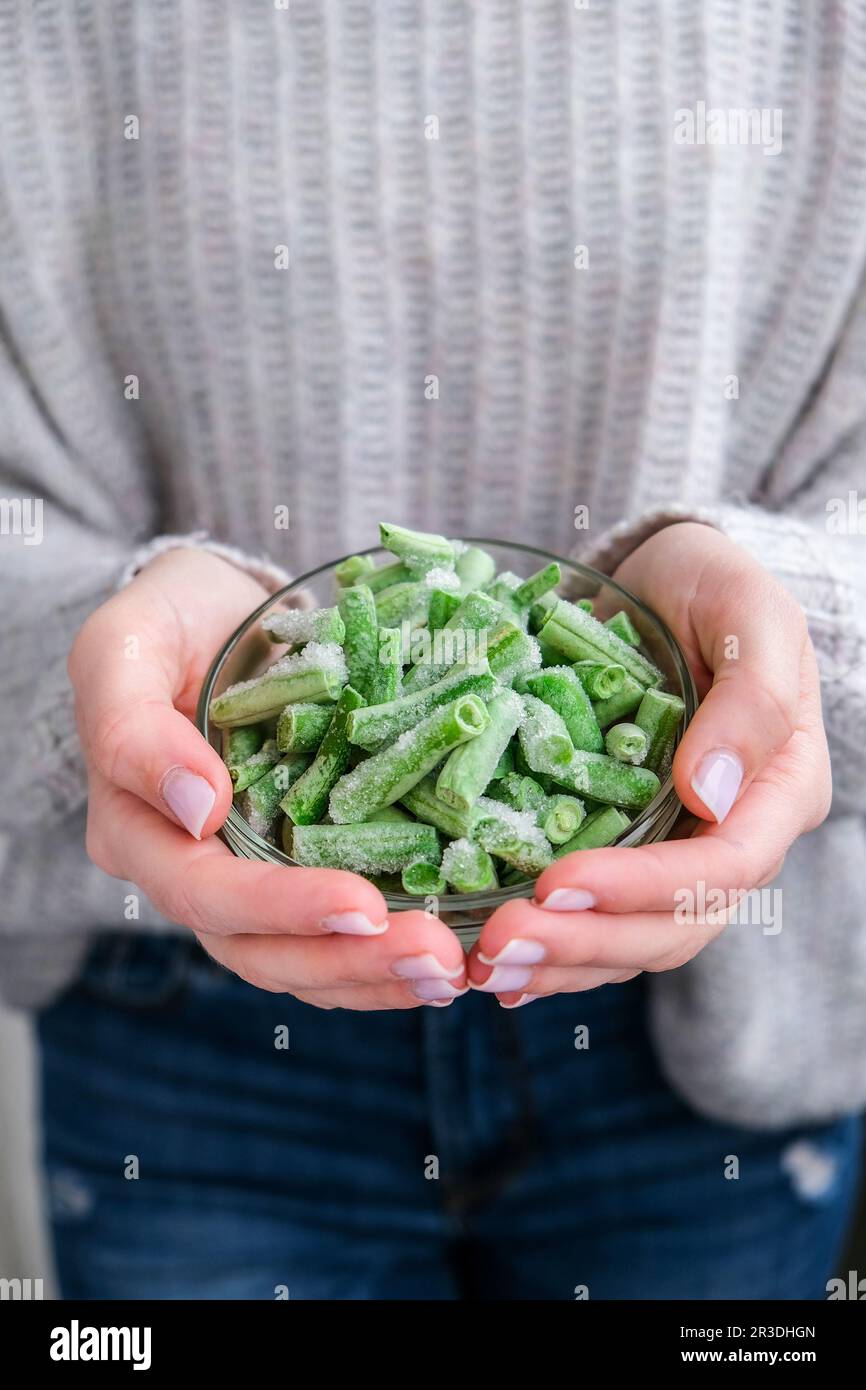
left=691, top=748, right=744, bottom=823
left=499, top=993, right=539, bottom=1009
left=478, top=939, right=547, bottom=967
left=160, top=767, right=216, bottom=839
left=471, top=965, right=534, bottom=994
left=321, top=912, right=388, bottom=936
left=391, top=954, right=464, bottom=981
left=411, top=979, right=466, bottom=1002
left=536, top=888, right=596, bottom=912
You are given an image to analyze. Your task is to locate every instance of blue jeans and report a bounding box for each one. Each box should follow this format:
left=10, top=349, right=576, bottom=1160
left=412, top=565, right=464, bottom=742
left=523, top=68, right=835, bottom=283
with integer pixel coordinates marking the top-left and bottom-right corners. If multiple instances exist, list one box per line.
left=38, top=932, right=861, bottom=1300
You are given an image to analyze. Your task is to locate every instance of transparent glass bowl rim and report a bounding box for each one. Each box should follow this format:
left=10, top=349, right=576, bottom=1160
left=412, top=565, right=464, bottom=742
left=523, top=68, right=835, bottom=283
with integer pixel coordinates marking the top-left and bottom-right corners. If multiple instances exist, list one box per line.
left=196, top=537, right=699, bottom=910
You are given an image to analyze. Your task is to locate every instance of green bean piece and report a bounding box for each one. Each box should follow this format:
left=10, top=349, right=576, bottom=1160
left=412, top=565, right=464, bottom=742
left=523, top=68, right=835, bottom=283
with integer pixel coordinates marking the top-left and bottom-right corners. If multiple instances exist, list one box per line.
left=373, top=580, right=431, bottom=627
left=554, top=806, right=632, bottom=855
left=335, top=553, right=376, bottom=586
left=487, top=772, right=549, bottom=816
left=401, top=860, right=448, bottom=896
left=400, top=776, right=483, bottom=839
left=485, top=620, right=543, bottom=686
left=401, top=590, right=502, bottom=691
left=435, top=689, right=523, bottom=812
left=512, top=562, right=561, bottom=610
left=512, top=741, right=556, bottom=795
left=230, top=737, right=281, bottom=792
left=572, top=659, right=628, bottom=702
left=528, top=589, right=559, bottom=633
left=634, top=687, right=686, bottom=773
left=329, top=693, right=490, bottom=823
left=427, top=588, right=461, bottom=633
left=604, top=610, right=641, bottom=647
left=281, top=685, right=366, bottom=825
left=591, top=675, right=645, bottom=727
left=338, top=584, right=378, bottom=700
left=346, top=658, right=496, bottom=751
left=517, top=693, right=576, bottom=772
left=237, top=752, right=313, bottom=838
left=540, top=794, right=587, bottom=845
left=223, top=724, right=264, bottom=774
left=208, top=643, right=347, bottom=726
left=360, top=559, right=413, bottom=593
left=288, top=821, right=441, bottom=875
left=577, top=599, right=594, bottom=612
left=262, top=605, right=346, bottom=646
left=605, top=721, right=649, bottom=765
left=523, top=666, right=604, bottom=753
left=454, top=545, right=496, bottom=594
left=275, top=702, right=334, bottom=754
left=379, top=522, right=455, bottom=575
left=470, top=797, right=554, bottom=875
left=365, top=626, right=403, bottom=708
left=440, top=838, right=499, bottom=893
left=552, top=749, right=660, bottom=811
left=539, top=599, right=662, bottom=688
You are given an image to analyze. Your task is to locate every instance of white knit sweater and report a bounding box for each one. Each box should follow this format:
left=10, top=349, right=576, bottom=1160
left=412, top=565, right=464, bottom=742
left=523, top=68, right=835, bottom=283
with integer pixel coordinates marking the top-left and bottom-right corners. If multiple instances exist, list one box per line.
left=1, top=0, right=865, bottom=1127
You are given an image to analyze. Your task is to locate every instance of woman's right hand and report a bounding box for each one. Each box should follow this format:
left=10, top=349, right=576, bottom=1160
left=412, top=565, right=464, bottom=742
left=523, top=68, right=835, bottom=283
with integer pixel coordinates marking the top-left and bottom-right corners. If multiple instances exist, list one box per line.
left=68, top=547, right=467, bottom=1009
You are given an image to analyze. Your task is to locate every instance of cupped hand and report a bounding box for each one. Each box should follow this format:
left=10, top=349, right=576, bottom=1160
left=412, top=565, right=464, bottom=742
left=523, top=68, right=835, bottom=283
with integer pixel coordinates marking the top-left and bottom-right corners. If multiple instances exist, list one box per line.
left=468, top=522, right=832, bottom=1006
left=69, top=548, right=465, bottom=1009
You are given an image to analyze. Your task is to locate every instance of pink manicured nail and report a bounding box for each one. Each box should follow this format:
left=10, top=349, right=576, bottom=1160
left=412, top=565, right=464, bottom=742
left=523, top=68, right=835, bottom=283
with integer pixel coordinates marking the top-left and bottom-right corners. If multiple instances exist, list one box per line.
left=478, top=939, right=546, bottom=967
left=411, top=979, right=466, bottom=1001
left=160, top=767, right=216, bottom=839
left=471, top=964, right=533, bottom=994
left=321, top=912, right=388, bottom=936
left=536, top=888, right=596, bottom=912
left=691, top=748, right=744, bottom=823
left=499, top=993, right=538, bottom=1009
left=391, top=954, right=464, bottom=981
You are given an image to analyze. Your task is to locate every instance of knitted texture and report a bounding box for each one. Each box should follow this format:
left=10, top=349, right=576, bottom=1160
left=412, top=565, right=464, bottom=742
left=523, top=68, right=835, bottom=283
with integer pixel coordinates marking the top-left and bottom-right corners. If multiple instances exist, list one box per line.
left=1, top=2, right=866, bottom=1125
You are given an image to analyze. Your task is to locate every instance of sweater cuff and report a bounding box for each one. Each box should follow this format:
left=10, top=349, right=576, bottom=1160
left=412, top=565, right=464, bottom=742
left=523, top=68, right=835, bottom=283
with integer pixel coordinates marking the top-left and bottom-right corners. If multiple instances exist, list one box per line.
left=119, top=532, right=292, bottom=596
left=574, top=505, right=725, bottom=575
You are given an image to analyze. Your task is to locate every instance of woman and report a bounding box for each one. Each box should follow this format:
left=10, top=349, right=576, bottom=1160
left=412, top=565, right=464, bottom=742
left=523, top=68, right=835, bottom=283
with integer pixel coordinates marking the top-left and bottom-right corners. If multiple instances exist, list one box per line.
left=2, top=1, right=865, bottom=1298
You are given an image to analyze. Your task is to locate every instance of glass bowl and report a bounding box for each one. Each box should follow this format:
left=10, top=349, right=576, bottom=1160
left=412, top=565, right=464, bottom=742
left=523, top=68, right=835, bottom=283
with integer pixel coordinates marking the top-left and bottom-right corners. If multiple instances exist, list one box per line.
left=196, top=539, right=699, bottom=948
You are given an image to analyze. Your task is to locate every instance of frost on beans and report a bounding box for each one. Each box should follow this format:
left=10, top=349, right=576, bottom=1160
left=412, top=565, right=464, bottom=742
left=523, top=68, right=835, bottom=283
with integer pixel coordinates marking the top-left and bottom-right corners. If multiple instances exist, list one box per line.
left=220, top=642, right=347, bottom=698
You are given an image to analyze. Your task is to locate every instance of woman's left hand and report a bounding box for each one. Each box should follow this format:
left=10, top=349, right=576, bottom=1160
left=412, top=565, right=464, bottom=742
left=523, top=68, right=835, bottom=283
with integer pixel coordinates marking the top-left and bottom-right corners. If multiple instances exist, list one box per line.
left=467, top=521, right=832, bottom=1006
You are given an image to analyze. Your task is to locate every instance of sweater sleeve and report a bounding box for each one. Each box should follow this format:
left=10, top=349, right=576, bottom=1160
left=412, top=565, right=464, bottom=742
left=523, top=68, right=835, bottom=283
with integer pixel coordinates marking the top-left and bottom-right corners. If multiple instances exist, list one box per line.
left=577, top=481, right=866, bottom=819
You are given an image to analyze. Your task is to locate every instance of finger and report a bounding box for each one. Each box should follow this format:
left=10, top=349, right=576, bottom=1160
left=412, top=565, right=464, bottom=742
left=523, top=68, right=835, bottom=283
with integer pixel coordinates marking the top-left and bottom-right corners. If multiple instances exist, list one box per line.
left=244, top=980, right=461, bottom=1011
left=532, top=759, right=809, bottom=916
left=71, top=594, right=232, bottom=838
left=204, top=909, right=468, bottom=998
left=469, top=898, right=709, bottom=980
left=90, top=776, right=388, bottom=936
left=675, top=560, right=809, bottom=823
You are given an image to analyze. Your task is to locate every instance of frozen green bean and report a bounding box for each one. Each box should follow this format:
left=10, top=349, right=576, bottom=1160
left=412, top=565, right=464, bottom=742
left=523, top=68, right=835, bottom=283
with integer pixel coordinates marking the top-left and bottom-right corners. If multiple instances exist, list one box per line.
left=209, top=643, right=347, bottom=726
left=237, top=752, right=313, bottom=838
left=471, top=797, right=554, bottom=875
left=288, top=821, right=441, bottom=875
left=335, top=553, right=375, bottom=586
left=338, top=584, right=379, bottom=700
left=540, top=794, right=587, bottom=845
left=572, top=659, right=628, bottom=702
left=358, top=558, right=412, bottom=593
left=329, top=693, right=490, bottom=823
left=223, top=724, right=264, bottom=774
left=554, top=806, right=631, bottom=854
left=512, top=562, right=561, bottom=610
left=539, top=599, right=662, bottom=687
left=365, top=627, right=403, bottom=707
left=604, top=610, right=641, bottom=647
left=401, top=860, right=448, bottom=896
left=435, top=689, right=523, bottom=811
left=517, top=693, right=575, bottom=772
left=455, top=545, right=496, bottom=594
left=591, top=674, right=645, bottom=727
left=281, top=685, right=366, bottom=825
left=401, top=590, right=502, bottom=692
left=275, top=702, right=334, bottom=754
left=553, top=749, right=660, bottom=810
left=262, top=605, right=346, bottom=646
left=347, top=658, right=496, bottom=751
left=379, top=522, right=455, bottom=575
left=440, top=838, right=498, bottom=893
left=634, top=687, right=686, bottom=773
left=230, top=737, right=281, bottom=793
left=604, top=722, right=649, bottom=765
left=427, top=588, right=461, bottom=632
left=523, top=666, right=604, bottom=753
left=400, top=776, right=483, bottom=840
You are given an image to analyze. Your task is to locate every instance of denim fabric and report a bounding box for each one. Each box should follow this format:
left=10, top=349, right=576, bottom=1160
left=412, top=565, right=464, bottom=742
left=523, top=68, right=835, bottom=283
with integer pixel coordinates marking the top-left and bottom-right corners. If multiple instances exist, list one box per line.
left=37, top=933, right=862, bottom=1301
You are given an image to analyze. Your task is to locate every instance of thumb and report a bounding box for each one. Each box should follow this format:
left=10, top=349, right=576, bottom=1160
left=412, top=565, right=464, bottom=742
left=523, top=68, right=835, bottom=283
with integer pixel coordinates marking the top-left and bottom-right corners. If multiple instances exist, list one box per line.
left=71, top=599, right=232, bottom=839
left=672, top=578, right=807, bottom=824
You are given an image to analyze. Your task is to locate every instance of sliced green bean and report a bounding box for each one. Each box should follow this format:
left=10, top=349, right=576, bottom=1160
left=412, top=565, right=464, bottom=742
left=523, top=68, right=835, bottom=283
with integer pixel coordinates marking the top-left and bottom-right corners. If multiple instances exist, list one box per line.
left=401, top=860, right=448, bottom=896
left=209, top=643, right=346, bottom=726
left=454, top=545, right=496, bottom=594
left=512, top=562, right=561, bottom=609
left=604, top=722, right=649, bottom=765
left=379, top=522, right=455, bottom=575
left=540, top=794, right=587, bottom=844
left=288, top=821, right=440, bottom=875
left=435, top=689, right=523, bottom=811
left=230, top=737, right=281, bottom=792
left=223, top=724, right=265, bottom=775
left=591, top=675, right=645, bottom=727
left=604, top=610, right=641, bottom=647
left=572, top=659, right=628, bottom=702
left=262, top=605, right=345, bottom=646
left=360, top=559, right=413, bottom=593
left=471, top=797, right=554, bottom=875
left=237, top=752, right=313, bottom=838
left=281, top=685, right=366, bottom=825
left=335, top=553, right=375, bottom=586
left=366, top=627, right=403, bottom=706
left=440, top=838, right=498, bottom=893
left=553, top=750, right=660, bottom=810
left=275, top=702, right=334, bottom=754
left=517, top=693, right=575, bottom=772
left=347, top=658, right=496, bottom=751
left=329, top=694, right=490, bottom=823
left=539, top=599, right=662, bottom=687
left=523, top=666, right=604, bottom=753
left=427, top=588, right=461, bottom=632
left=400, top=776, right=483, bottom=839
left=634, top=687, right=686, bottom=773
left=554, top=806, right=631, bottom=854
left=402, top=590, right=502, bottom=691
left=338, top=584, right=378, bottom=699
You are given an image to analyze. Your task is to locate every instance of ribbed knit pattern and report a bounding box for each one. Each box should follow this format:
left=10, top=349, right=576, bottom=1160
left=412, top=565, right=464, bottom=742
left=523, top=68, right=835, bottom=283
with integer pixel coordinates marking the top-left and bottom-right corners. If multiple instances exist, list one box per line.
left=2, top=2, right=866, bottom=1124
